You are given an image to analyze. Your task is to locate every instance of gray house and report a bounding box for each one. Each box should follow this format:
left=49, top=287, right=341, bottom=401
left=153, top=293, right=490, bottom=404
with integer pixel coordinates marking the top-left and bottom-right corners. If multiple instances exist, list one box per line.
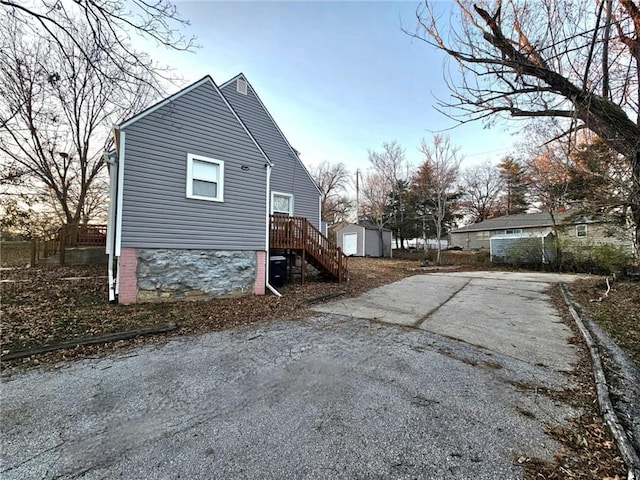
left=336, top=224, right=392, bottom=257
left=106, top=74, right=345, bottom=304
left=450, top=211, right=632, bottom=253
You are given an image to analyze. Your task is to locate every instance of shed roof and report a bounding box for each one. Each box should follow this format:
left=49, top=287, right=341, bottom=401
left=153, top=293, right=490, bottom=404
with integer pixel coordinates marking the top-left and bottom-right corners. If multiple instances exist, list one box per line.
left=339, top=223, right=391, bottom=232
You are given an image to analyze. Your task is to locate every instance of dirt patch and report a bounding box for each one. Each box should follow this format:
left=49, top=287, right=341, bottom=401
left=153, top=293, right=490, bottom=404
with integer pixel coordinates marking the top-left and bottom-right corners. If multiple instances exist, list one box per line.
left=0, top=257, right=421, bottom=371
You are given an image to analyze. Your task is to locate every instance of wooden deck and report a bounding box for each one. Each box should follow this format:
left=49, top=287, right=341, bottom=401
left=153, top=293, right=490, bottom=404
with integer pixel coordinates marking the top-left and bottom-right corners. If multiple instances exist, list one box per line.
left=270, top=215, right=347, bottom=283
left=31, top=219, right=348, bottom=284
left=31, top=224, right=107, bottom=266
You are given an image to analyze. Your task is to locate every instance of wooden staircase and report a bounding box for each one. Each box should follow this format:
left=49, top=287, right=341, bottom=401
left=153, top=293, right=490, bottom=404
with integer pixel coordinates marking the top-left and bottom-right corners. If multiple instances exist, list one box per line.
left=269, top=215, right=347, bottom=283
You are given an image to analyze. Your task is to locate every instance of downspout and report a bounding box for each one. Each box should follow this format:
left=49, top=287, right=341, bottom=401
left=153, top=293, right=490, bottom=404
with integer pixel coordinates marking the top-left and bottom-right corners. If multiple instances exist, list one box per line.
left=265, top=163, right=282, bottom=297
left=105, top=149, right=118, bottom=303
left=114, top=129, right=126, bottom=299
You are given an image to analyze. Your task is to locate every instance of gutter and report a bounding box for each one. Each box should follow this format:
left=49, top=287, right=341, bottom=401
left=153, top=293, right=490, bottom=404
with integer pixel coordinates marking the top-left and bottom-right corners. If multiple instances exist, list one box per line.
left=264, top=163, right=282, bottom=297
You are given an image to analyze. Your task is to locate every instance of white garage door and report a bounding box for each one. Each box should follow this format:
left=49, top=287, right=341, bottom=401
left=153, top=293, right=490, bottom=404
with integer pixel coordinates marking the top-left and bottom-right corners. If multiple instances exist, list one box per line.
left=343, top=233, right=358, bottom=256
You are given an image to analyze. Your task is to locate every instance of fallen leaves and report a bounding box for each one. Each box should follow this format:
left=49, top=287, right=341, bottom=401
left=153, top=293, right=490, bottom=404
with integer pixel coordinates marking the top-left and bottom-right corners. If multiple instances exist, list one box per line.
left=0, top=258, right=422, bottom=369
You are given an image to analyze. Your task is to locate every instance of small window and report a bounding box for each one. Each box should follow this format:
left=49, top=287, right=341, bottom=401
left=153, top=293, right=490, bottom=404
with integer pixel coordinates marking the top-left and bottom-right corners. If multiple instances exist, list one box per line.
left=504, top=229, right=522, bottom=235
left=237, top=78, right=247, bottom=95
left=186, top=154, right=224, bottom=202
left=476, top=231, right=489, bottom=239
left=576, top=224, right=587, bottom=237
left=271, top=192, right=293, bottom=216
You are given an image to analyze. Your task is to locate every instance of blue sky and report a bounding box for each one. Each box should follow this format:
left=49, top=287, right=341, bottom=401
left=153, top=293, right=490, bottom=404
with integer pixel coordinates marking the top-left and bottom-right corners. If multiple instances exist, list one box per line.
left=155, top=1, right=517, bottom=175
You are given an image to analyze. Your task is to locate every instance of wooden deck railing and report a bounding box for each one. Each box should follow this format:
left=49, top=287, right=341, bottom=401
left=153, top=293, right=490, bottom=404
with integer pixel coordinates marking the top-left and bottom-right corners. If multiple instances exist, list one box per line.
left=270, top=215, right=347, bottom=282
left=31, top=224, right=107, bottom=266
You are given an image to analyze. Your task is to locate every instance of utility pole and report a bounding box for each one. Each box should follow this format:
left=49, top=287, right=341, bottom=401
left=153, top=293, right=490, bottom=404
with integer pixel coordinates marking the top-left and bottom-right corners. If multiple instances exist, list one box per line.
left=355, top=169, right=360, bottom=224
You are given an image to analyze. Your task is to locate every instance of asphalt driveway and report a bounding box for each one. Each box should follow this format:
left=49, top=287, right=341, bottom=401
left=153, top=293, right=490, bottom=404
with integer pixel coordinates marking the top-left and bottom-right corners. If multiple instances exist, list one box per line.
left=1, top=272, right=583, bottom=479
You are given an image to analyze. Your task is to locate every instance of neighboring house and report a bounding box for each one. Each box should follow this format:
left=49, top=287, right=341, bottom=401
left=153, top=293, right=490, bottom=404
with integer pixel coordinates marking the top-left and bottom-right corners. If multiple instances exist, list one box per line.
left=106, top=74, right=346, bottom=304
left=450, top=211, right=632, bottom=254
left=336, top=224, right=392, bottom=257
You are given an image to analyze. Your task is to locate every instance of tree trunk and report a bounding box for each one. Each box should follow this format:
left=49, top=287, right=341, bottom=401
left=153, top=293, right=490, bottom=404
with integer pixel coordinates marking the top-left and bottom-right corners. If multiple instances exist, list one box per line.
left=549, top=209, right=562, bottom=271
left=631, top=152, right=640, bottom=260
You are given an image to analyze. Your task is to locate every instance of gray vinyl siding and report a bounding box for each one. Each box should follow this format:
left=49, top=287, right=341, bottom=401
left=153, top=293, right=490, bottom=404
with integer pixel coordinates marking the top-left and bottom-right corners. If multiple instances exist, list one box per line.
left=120, top=80, right=268, bottom=250
left=364, top=229, right=382, bottom=257
left=337, top=225, right=391, bottom=257
left=221, top=79, right=321, bottom=227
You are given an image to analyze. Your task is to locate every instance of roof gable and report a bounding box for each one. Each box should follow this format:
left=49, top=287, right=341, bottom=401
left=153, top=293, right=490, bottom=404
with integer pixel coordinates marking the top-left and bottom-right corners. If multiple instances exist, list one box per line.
left=220, top=74, right=321, bottom=195
left=117, top=75, right=272, bottom=166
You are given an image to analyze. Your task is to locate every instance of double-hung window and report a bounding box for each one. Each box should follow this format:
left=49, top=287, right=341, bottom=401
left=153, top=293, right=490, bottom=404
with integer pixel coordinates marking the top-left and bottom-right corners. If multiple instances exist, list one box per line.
left=186, top=154, right=224, bottom=202
left=576, top=224, right=587, bottom=237
left=271, top=192, right=293, bottom=216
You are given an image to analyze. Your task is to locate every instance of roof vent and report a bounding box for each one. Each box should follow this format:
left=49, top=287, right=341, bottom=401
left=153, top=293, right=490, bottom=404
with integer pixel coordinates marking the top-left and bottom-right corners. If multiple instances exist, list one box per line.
left=237, top=78, right=247, bottom=95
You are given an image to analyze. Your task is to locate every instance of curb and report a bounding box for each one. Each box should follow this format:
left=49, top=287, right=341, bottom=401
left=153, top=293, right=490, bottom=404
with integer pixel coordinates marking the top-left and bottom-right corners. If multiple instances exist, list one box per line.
left=560, top=283, right=640, bottom=480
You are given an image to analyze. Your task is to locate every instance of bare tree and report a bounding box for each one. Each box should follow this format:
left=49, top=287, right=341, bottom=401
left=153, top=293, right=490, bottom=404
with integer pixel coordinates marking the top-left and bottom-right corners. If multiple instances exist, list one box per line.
left=0, top=17, right=158, bottom=228
left=414, top=0, right=640, bottom=256
left=311, top=160, right=353, bottom=223
left=413, top=134, right=462, bottom=263
left=363, top=141, right=409, bottom=250
left=460, top=160, right=504, bottom=222
left=360, top=171, right=389, bottom=229
left=0, top=0, right=195, bottom=85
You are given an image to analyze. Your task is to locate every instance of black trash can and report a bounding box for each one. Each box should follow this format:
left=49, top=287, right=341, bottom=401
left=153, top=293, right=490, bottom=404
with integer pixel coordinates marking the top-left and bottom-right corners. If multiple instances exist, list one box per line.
left=269, top=256, right=287, bottom=287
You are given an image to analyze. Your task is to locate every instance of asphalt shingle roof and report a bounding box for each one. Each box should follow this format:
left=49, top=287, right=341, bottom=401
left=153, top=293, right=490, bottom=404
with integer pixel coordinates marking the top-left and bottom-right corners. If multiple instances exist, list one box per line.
left=451, top=211, right=584, bottom=233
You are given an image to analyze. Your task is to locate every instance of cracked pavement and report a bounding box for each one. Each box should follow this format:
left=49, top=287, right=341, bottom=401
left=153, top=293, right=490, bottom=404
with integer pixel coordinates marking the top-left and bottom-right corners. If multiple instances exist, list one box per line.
left=1, top=272, right=584, bottom=479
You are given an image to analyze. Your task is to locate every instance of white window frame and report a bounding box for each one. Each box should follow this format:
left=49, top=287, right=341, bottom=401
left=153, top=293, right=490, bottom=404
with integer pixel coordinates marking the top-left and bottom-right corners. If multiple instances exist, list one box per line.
left=576, top=224, right=587, bottom=237
left=504, top=229, right=522, bottom=235
left=271, top=191, right=293, bottom=216
left=186, top=154, right=224, bottom=202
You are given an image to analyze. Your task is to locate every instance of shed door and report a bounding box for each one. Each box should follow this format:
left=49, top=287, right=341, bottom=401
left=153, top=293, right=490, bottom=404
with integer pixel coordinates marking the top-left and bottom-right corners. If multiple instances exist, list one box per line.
left=343, top=233, right=358, bottom=256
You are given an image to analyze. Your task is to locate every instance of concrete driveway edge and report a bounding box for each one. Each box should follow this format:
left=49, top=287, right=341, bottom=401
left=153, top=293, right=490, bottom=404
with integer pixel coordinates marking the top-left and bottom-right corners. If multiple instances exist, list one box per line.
left=559, top=283, right=640, bottom=480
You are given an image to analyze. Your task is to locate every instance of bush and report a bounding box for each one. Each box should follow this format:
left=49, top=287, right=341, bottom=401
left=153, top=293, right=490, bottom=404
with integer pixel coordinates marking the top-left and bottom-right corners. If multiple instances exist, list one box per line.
left=561, top=240, right=632, bottom=274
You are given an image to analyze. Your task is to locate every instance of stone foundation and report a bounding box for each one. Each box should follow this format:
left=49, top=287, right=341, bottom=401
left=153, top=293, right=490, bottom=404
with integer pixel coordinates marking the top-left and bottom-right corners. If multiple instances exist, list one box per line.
left=135, top=249, right=258, bottom=302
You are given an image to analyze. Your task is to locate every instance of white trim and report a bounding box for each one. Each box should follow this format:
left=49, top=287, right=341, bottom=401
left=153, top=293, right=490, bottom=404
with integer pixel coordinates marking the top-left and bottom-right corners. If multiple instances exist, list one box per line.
left=576, top=224, right=587, bottom=237
left=115, top=130, right=126, bottom=256
left=221, top=74, right=320, bottom=195
left=119, top=77, right=212, bottom=129
left=271, top=191, right=294, bottom=216
left=220, top=73, right=243, bottom=89
left=186, top=153, right=224, bottom=202
left=215, top=76, right=273, bottom=167
left=119, top=75, right=273, bottom=168
left=362, top=227, right=366, bottom=256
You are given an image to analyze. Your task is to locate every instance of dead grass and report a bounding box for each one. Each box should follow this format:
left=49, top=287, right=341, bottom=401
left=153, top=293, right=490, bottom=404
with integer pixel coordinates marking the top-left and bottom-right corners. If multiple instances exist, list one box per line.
left=568, top=277, right=640, bottom=368
left=516, top=285, right=627, bottom=479
left=0, top=241, right=31, bottom=267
